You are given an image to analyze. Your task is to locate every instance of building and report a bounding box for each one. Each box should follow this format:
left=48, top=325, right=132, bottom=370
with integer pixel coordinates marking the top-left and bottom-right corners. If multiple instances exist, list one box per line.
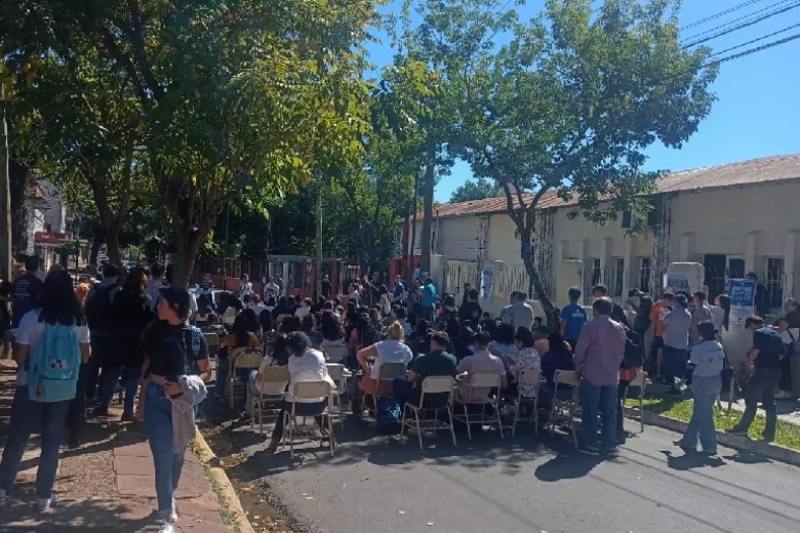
left=404, top=153, right=800, bottom=313
left=21, top=180, right=72, bottom=271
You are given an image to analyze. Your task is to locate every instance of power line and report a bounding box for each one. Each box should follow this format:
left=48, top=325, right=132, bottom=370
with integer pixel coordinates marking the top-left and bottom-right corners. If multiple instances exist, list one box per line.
left=707, top=21, right=800, bottom=57
left=680, top=0, right=769, bottom=31
left=681, top=0, right=800, bottom=48
left=704, top=30, right=800, bottom=66
left=683, top=0, right=797, bottom=41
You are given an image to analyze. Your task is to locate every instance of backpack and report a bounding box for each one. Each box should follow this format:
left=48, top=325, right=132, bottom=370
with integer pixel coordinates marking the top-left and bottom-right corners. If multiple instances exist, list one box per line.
left=28, top=324, right=81, bottom=402
left=376, top=396, right=402, bottom=434
left=183, top=325, right=206, bottom=374
left=621, top=330, right=644, bottom=369
left=85, top=283, right=119, bottom=333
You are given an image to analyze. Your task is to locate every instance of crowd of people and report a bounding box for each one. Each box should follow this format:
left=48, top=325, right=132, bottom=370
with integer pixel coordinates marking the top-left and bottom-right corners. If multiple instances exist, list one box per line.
left=2, top=257, right=800, bottom=531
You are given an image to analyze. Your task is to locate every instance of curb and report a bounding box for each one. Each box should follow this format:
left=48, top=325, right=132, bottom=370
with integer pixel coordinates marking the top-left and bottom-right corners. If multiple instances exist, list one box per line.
left=624, top=407, right=800, bottom=467
left=192, top=429, right=256, bottom=533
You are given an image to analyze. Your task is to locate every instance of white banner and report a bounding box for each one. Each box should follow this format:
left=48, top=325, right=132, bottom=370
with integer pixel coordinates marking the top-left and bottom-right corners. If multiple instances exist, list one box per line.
left=480, top=264, right=495, bottom=303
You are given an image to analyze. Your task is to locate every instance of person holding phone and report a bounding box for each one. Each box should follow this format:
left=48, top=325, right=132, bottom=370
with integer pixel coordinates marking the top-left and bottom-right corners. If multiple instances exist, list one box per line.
left=138, top=287, right=210, bottom=533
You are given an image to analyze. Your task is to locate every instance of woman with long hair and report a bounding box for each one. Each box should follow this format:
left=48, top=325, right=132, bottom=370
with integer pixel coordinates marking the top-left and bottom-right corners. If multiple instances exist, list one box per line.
left=138, top=287, right=210, bottom=532
left=0, top=271, right=91, bottom=511
left=216, top=310, right=262, bottom=399
left=95, top=267, right=154, bottom=420
left=320, top=310, right=347, bottom=363
left=711, top=294, right=730, bottom=335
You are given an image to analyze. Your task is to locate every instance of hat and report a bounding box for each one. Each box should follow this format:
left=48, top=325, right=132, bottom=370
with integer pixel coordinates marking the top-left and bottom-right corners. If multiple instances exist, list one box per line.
left=159, top=286, right=191, bottom=321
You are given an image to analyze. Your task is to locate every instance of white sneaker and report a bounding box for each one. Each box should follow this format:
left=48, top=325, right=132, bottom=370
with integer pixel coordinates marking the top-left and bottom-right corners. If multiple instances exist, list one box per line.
left=158, top=508, right=178, bottom=524
left=156, top=520, right=176, bottom=533
left=0, top=488, right=7, bottom=504
left=36, top=497, right=54, bottom=513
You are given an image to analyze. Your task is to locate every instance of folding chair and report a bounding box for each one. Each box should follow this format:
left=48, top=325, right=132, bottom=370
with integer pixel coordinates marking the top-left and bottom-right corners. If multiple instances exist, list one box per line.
left=627, top=370, right=648, bottom=433
left=361, top=362, right=407, bottom=415
left=548, top=369, right=579, bottom=447
left=253, top=365, right=289, bottom=434
left=400, top=376, right=457, bottom=450
left=228, top=347, right=263, bottom=408
left=326, top=363, right=347, bottom=429
left=322, top=340, right=348, bottom=364
left=511, top=368, right=541, bottom=436
left=283, top=381, right=335, bottom=458
left=204, top=332, right=220, bottom=358
left=453, top=372, right=504, bottom=441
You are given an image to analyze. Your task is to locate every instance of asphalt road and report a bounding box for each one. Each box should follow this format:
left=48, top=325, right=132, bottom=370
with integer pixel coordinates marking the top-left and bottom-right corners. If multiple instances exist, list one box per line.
left=221, top=417, right=800, bottom=533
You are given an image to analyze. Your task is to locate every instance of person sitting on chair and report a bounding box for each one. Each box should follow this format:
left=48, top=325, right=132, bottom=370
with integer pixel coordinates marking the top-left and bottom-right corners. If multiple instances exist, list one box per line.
left=354, top=321, right=414, bottom=411
left=393, top=331, right=457, bottom=409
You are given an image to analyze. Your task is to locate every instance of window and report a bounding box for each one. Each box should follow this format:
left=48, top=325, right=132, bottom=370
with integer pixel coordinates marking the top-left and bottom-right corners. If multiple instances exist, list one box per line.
left=591, top=258, right=602, bottom=286
left=612, top=257, right=624, bottom=298
left=639, top=257, right=651, bottom=293
left=766, top=257, right=784, bottom=311
left=585, top=258, right=602, bottom=297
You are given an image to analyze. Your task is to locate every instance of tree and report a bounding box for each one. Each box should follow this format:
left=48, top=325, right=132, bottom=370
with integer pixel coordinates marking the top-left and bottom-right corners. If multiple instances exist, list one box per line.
left=1, top=1, right=375, bottom=287
left=412, top=0, right=716, bottom=325
left=449, top=177, right=499, bottom=203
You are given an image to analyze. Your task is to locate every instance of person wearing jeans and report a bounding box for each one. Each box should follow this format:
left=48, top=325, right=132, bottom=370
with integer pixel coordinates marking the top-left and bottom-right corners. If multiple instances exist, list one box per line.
left=731, top=317, right=787, bottom=442
left=97, top=365, right=141, bottom=416
left=676, top=322, right=725, bottom=455
left=661, top=294, right=691, bottom=393
left=574, top=297, right=626, bottom=455
left=143, top=381, right=186, bottom=515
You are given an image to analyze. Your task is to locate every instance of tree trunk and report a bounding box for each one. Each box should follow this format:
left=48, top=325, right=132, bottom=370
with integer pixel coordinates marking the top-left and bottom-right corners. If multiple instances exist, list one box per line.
left=519, top=225, right=559, bottom=330
left=171, top=226, right=205, bottom=289
left=0, top=105, right=11, bottom=280
left=104, top=221, right=122, bottom=266
left=420, top=160, right=435, bottom=276
left=407, top=171, right=419, bottom=281
left=9, top=160, right=29, bottom=253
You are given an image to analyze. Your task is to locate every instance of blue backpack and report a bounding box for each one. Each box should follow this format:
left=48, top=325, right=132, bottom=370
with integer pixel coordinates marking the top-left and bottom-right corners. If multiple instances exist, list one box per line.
left=28, top=324, right=81, bottom=403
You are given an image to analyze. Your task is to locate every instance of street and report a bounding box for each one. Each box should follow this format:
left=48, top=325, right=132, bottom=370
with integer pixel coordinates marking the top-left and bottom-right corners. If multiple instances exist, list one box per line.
left=211, top=418, right=800, bottom=533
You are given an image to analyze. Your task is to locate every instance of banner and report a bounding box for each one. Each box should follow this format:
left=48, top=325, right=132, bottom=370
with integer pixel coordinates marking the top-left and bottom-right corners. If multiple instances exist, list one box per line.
left=479, top=264, right=495, bottom=303
left=727, top=278, right=756, bottom=326
left=663, top=271, right=692, bottom=295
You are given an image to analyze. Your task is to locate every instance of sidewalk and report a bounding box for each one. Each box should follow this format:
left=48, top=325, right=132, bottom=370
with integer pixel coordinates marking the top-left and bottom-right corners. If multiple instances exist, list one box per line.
left=0, top=361, right=229, bottom=532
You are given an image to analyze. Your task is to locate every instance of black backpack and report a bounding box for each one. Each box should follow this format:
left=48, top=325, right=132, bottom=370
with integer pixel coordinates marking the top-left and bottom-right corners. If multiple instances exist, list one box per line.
left=85, top=283, right=119, bottom=334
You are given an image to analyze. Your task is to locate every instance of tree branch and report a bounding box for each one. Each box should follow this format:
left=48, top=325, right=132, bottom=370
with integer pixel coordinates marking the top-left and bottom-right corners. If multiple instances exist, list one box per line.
left=126, top=0, right=163, bottom=100
left=101, top=28, right=150, bottom=112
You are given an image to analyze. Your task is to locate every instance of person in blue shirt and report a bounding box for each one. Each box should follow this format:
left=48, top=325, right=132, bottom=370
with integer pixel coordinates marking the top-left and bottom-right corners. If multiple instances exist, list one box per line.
left=560, top=287, right=587, bottom=349
left=420, top=277, right=437, bottom=321
left=393, top=275, right=406, bottom=303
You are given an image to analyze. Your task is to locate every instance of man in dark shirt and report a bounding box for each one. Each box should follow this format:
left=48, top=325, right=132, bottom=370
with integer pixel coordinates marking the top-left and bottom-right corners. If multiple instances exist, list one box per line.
left=393, top=331, right=457, bottom=408
left=459, top=287, right=482, bottom=324
left=11, top=255, right=43, bottom=328
left=731, top=316, right=786, bottom=441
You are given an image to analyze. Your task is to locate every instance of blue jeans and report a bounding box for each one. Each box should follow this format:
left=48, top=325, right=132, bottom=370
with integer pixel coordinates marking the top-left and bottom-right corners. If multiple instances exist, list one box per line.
left=683, top=374, right=721, bottom=452
left=143, top=382, right=186, bottom=514
left=0, top=386, right=71, bottom=498
left=580, top=380, right=618, bottom=450
left=663, top=346, right=688, bottom=385
left=97, top=366, right=140, bottom=413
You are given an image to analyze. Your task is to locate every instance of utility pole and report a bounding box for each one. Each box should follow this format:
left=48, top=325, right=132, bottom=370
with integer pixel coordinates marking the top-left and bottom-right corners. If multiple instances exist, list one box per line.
left=420, top=157, right=435, bottom=277
left=0, top=85, right=12, bottom=281
left=315, top=187, right=323, bottom=300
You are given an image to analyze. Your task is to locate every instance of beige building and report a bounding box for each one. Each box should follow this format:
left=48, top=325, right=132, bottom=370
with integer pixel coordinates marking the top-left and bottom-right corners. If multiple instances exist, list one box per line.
left=407, top=153, right=800, bottom=313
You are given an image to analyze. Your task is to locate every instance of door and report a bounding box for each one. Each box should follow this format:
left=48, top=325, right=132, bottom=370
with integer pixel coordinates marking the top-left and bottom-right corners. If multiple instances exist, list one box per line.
left=703, top=254, right=726, bottom=301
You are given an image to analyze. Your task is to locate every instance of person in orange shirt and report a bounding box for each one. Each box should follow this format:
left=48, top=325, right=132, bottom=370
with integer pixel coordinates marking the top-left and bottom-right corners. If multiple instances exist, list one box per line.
left=74, top=276, right=93, bottom=309
left=647, top=291, right=674, bottom=381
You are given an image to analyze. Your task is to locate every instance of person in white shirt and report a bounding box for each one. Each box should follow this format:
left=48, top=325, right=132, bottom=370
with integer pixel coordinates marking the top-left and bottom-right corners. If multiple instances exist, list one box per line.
left=266, top=332, right=335, bottom=452
left=457, top=331, right=506, bottom=401
left=294, top=298, right=313, bottom=320
left=0, top=271, right=91, bottom=512
left=263, top=277, right=281, bottom=301
left=145, top=264, right=166, bottom=311
left=356, top=322, right=413, bottom=400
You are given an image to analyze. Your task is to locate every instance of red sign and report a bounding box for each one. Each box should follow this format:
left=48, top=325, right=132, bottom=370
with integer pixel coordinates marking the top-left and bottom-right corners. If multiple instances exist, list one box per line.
left=34, top=231, right=71, bottom=243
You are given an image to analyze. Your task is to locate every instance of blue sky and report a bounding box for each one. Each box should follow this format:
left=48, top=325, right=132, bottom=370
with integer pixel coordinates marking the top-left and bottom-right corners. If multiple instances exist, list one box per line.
left=364, top=1, right=800, bottom=201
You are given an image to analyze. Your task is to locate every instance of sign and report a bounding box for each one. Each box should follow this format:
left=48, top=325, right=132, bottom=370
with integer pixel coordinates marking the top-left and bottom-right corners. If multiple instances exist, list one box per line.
left=727, top=278, right=756, bottom=326
left=479, top=264, right=495, bottom=302
left=34, top=231, right=70, bottom=244
left=663, top=272, right=692, bottom=295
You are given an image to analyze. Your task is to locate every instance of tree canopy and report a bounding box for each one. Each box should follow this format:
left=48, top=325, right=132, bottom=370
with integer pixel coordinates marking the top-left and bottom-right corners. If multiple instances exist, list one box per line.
left=449, top=177, right=500, bottom=203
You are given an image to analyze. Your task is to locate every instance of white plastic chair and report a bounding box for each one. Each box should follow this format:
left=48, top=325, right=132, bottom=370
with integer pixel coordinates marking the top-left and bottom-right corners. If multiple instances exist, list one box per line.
left=453, top=372, right=504, bottom=441
left=511, top=368, right=541, bottom=436
left=282, top=381, right=335, bottom=458
left=361, top=361, right=407, bottom=415
left=400, top=376, right=457, bottom=450
left=252, top=365, right=289, bottom=434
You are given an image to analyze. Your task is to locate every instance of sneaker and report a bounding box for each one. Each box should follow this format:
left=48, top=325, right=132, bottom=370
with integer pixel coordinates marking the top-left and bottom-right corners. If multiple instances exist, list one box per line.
left=673, top=439, right=695, bottom=453
left=36, top=497, right=54, bottom=513
left=156, top=520, right=176, bottom=533
left=158, top=508, right=178, bottom=524
left=762, top=434, right=775, bottom=443
left=0, top=488, right=7, bottom=504
left=578, top=446, right=600, bottom=456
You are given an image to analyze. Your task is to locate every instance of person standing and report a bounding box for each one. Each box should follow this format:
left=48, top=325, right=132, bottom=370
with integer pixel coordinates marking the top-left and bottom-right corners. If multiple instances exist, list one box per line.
left=661, top=294, right=691, bottom=394
left=0, top=271, right=91, bottom=511
left=502, top=291, right=534, bottom=333
left=675, top=321, right=725, bottom=455
left=574, top=297, right=626, bottom=455
left=392, top=274, right=406, bottom=303
left=84, top=263, right=122, bottom=404
left=263, top=276, right=281, bottom=302
left=690, top=291, right=713, bottom=343
left=321, top=274, right=332, bottom=300
left=95, top=268, right=153, bottom=420
left=419, top=277, right=437, bottom=322
left=146, top=264, right=167, bottom=311
left=138, top=287, right=210, bottom=533
left=560, top=287, right=587, bottom=349
left=730, top=316, right=786, bottom=442
left=747, top=272, right=770, bottom=318
left=237, top=274, right=253, bottom=300
left=11, top=255, right=44, bottom=328
left=648, top=291, right=674, bottom=379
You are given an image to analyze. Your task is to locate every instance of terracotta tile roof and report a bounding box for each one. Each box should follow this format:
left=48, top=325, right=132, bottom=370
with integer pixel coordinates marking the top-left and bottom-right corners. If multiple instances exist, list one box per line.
left=421, top=153, right=800, bottom=220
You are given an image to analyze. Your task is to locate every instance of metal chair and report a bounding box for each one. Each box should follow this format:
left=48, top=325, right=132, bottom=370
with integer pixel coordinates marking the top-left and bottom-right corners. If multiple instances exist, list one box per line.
left=253, top=365, right=290, bottom=434
left=282, top=381, right=335, bottom=458
left=361, top=361, right=407, bottom=415
left=627, top=370, right=648, bottom=433
left=228, top=347, right=263, bottom=408
left=548, top=369, right=579, bottom=447
left=400, top=376, right=457, bottom=450
left=204, top=332, right=220, bottom=358
left=453, top=372, right=505, bottom=441
left=511, top=368, right=541, bottom=436
left=325, top=363, right=347, bottom=429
